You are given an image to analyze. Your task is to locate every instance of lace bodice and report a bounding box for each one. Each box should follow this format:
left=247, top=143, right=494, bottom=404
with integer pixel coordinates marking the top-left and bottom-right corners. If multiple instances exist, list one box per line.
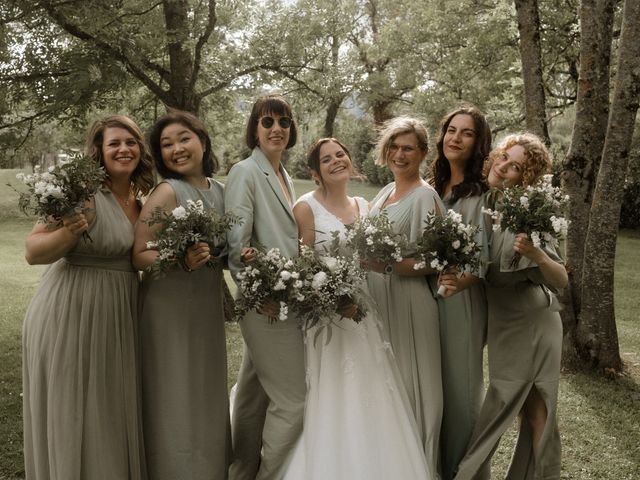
left=295, top=191, right=369, bottom=254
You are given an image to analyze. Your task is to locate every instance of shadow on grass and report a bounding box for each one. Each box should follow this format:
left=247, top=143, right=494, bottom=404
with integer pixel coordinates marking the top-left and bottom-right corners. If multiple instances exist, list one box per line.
left=561, top=370, right=640, bottom=478
left=0, top=333, right=25, bottom=479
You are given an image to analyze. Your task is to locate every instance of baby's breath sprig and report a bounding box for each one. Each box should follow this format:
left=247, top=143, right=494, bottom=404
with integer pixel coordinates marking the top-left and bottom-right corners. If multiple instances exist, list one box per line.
left=482, top=174, right=569, bottom=268
left=10, top=154, right=107, bottom=241
left=145, top=199, right=241, bottom=276
left=288, top=242, right=368, bottom=335
left=411, top=209, right=482, bottom=295
left=344, top=213, right=408, bottom=264
left=234, top=247, right=293, bottom=322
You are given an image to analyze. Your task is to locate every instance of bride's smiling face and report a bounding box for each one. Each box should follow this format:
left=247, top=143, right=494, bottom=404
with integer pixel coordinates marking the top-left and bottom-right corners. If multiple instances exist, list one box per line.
left=313, top=141, right=353, bottom=187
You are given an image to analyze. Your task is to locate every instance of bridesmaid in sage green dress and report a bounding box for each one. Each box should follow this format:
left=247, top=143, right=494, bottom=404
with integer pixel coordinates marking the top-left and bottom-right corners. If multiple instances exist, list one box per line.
left=454, top=133, right=567, bottom=480
left=365, top=116, right=446, bottom=479
left=133, top=111, right=230, bottom=479
left=428, top=105, right=492, bottom=480
left=22, top=115, right=154, bottom=479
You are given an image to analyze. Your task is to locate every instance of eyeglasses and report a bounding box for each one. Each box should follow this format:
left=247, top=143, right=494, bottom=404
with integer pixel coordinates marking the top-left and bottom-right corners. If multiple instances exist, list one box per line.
left=388, top=144, right=418, bottom=154
left=259, top=116, right=292, bottom=129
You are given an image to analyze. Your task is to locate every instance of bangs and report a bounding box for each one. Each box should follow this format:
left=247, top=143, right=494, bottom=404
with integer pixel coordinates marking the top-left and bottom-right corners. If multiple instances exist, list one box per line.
left=257, top=97, right=292, bottom=118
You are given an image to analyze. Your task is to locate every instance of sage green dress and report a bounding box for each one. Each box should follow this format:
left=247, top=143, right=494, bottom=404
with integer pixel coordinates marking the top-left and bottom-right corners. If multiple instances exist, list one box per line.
left=366, top=182, right=445, bottom=479
left=22, top=188, right=146, bottom=480
left=139, top=178, right=231, bottom=480
left=454, top=228, right=563, bottom=480
left=438, top=193, right=489, bottom=480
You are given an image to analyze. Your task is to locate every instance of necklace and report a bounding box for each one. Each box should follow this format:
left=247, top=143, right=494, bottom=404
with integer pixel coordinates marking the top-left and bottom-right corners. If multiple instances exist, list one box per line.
left=112, top=187, right=132, bottom=207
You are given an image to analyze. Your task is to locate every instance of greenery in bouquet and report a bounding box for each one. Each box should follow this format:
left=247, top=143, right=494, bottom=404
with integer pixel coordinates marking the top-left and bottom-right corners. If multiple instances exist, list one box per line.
left=288, top=241, right=368, bottom=335
left=234, top=247, right=293, bottom=322
left=145, top=199, right=241, bottom=276
left=344, top=213, right=408, bottom=264
left=483, top=174, right=569, bottom=267
left=412, top=209, right=481, bottom=274
left=11, top=154, right=106, bottom=240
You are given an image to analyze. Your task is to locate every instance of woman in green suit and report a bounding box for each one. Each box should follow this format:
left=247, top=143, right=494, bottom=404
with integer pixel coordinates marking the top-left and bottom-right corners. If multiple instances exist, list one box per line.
left=225, top=93, right=306, bottom=480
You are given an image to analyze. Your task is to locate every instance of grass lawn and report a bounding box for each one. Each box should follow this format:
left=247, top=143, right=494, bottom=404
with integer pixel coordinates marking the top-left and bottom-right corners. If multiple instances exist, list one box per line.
left=0, top=170, right=639, bottom=479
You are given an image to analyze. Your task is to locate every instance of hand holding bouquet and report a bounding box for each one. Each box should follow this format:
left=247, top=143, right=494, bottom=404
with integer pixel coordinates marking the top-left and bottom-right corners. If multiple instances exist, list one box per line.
left=234, top=247, right=293, bottom=322
left=411, top=209, right=481, bottom=296
left=145, top=199, right=240, bottom=276
left=483, top=174, right=569, bottom=268
left=288, top=242, right=367, bottom=333
left=11, top=155, right=106, bottom=241
left=344, top=213, right=408, bottom=265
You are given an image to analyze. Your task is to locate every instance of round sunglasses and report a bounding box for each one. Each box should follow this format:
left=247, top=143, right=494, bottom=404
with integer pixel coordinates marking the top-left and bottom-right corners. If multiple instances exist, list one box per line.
left=259, top=116, right=292, bottom=129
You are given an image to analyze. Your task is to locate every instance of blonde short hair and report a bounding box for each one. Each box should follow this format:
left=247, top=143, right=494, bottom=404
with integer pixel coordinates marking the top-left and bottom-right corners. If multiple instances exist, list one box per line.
left=374, top=116, right=429, bottom=166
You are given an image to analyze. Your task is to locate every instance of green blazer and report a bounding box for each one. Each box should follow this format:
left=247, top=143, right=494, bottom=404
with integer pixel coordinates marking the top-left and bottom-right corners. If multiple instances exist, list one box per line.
left=225, top=147, right=298, bottom=281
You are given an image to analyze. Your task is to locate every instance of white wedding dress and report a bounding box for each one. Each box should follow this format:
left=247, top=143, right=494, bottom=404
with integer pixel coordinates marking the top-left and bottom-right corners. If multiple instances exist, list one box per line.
left=282, top=192, right=432, bottom=480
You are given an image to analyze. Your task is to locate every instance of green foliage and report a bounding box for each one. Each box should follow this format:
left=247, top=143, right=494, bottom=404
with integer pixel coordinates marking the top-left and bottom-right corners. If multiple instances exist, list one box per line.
left=11, top=154, right=106, bottom=224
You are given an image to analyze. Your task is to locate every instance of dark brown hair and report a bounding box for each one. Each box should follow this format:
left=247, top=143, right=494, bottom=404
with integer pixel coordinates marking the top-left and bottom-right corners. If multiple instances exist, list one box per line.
left=429, top=104, right=492, bottom=200
left=307, top=138, right=354, bottom=185
left=148, top=110, right=218, bottom=179
left=244, top=94, right=297, bottom=150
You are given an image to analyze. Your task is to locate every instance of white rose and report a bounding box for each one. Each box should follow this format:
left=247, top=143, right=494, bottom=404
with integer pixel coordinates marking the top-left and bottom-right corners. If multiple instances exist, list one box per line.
left=452, top=239, right=461, bottom=250
left=171, top=205, right=187, bottom=219
left=278, top=301, right=288, bottom=321
left=321, top=256, right=339, bottom=272
left=311, top=271, right=328, bottom=290
left=280, top=270, right=292, bottom=281
left=530, top=231, right=541, bottom=248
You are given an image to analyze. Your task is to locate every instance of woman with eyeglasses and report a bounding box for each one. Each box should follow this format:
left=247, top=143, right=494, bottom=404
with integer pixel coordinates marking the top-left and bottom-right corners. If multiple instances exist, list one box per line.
left=363, top=116, right=446, bottom=479
left=454, top=134, right=567, bottom=480
left=224, top=93, right=306, bottom=480
left=429, top=104, right=492, bottom=480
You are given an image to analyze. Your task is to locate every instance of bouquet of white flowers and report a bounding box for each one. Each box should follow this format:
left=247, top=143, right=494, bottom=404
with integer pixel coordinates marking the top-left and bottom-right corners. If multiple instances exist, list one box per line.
left=145, top=199, right=240, bottom=276
left=344, top=213, right=407, bottom=264
left=287, top=242, right=368, bottom=334
left=411, top=209, right=482, bottom=295
left=234, top=247, right=293, bottom=322
left=11, top=155, right=107, bottom=241
left=483, top=174, right=569, bottom=267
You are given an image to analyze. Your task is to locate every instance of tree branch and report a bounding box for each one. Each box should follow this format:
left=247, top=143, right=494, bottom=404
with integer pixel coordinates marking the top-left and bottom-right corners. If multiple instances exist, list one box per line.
left=0, top=108, right=56, bottom=131
left=101, top=1, right=163, bottom=29
left=40, top=0, right=171, bottom=100
left=197, top=63, right=271, bottom=99
left=190, top=0, right=217, bottom=94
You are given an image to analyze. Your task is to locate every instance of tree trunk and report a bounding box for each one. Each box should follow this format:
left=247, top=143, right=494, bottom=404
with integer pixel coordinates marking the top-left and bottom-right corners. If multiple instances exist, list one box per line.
left=323, top=98, right=341, bottom=138
left=162, top=0, right=199, bottom=113
left=372, top=100, right=393, bottom=126
left=560, top=0, right=615, bottom=370
left=514, top=0, right=550, bottom=145
left=576, top=0, right=640, bottom=372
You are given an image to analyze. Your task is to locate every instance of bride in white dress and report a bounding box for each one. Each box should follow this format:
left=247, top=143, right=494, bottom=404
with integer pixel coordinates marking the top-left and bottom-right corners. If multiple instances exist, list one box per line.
left=282, top=138, right=432, bottom=480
